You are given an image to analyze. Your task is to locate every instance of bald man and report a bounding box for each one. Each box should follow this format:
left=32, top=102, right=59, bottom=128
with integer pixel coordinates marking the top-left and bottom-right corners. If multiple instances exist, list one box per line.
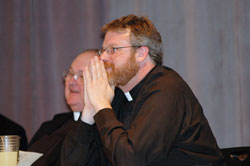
left=28, top=49, right=99, bottom=166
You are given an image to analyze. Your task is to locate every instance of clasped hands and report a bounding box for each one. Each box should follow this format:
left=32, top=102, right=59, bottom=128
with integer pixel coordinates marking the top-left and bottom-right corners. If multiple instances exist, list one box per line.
left=81, top=56, right=114, bottom=124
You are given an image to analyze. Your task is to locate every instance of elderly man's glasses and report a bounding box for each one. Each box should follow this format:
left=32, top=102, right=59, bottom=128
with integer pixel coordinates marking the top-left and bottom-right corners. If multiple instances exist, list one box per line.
left=98, top=45, right=141, bottom=56
left=63, top=69, right=83, bottom=81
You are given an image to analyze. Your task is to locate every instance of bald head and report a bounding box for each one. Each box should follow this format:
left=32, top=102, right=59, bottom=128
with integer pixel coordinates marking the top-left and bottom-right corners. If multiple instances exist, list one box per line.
left=72, top=50, right=99, bottom=70
left=65, top=49, right=99, bottom=112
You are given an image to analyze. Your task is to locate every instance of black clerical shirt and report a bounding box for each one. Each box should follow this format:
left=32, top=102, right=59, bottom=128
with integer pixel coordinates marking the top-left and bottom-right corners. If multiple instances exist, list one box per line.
left=94, top=65, right=224, bottom=166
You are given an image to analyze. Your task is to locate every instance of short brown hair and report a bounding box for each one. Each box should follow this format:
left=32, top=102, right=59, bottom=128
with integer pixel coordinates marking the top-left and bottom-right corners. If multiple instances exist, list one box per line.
left=101, top=14, right=163, bottom=65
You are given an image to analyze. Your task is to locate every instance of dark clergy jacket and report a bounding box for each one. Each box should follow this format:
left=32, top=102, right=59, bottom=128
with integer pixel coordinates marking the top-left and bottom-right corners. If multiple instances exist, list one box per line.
left=28, top=112, right=77, bottom=166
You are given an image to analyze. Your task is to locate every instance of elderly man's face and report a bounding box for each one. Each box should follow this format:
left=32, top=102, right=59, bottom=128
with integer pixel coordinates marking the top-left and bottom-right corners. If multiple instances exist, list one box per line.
left=64, top=52, right=96, bottom=111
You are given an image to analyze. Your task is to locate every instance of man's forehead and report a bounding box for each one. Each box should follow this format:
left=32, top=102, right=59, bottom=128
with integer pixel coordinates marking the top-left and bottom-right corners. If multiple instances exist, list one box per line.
left=105, top=30, right=130, bottom=39
left=70, top=52, right=95, bottom=69
left=103, top=30, right=131, bottom=47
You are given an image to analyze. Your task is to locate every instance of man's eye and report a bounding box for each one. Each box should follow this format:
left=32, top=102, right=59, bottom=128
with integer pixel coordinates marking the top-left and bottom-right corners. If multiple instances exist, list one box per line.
left=78, top=71, right=83, bottom=76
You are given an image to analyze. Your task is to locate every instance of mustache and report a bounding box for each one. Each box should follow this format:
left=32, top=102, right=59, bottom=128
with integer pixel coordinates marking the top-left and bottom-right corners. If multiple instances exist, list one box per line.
left=104, top=62, right=115, bottom=69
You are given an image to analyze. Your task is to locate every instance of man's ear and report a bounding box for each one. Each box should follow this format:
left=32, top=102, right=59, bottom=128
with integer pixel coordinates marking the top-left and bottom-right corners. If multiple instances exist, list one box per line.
left=135, top=46, right=149, bottom=63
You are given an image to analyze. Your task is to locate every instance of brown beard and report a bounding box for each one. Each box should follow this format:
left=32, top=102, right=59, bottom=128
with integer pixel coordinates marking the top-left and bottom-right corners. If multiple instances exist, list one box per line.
left=105, top=53, right=139, bottom=86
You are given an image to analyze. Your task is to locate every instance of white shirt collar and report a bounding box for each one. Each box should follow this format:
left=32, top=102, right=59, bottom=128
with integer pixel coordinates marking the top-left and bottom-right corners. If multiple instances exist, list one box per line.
left=73, top=112, right=81, bottom=121
left=124, top=91, right=133, bottom=101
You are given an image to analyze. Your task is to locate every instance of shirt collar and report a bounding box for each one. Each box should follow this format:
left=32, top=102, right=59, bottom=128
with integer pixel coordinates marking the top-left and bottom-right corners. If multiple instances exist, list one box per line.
left=124, top=92, right=133, bottom=101
left=73, top=112, right=81, bottom=121
left=123, top=65, right=158, bottom=102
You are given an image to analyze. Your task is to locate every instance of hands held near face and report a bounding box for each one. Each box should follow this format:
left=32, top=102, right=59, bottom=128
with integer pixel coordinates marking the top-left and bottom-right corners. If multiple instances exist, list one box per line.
left=81, top=56, right=115, bottom=124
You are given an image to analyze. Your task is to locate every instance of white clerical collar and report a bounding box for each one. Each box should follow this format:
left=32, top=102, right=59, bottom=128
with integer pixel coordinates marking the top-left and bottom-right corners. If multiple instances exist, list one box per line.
left=73, top=112, right=81, bottom=121
left=124, top=91, right=133, bottom=101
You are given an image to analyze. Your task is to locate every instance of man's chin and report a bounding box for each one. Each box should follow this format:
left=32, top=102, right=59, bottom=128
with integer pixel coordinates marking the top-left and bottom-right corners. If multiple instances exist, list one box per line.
left=67, top=101, right=82, bottom=110
left=71, top=109, right=82, bottom=112
left=70, top=105, right=83, bottom=112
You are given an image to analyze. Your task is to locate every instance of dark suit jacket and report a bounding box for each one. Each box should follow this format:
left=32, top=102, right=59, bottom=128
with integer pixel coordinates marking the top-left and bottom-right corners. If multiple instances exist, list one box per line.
left=28, top=112, right=77, bottom=166
left=0, top=114, right=28, bottom=150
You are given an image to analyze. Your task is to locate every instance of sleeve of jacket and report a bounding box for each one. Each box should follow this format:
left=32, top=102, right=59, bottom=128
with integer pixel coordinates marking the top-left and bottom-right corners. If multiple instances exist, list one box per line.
left=29, top=113, right=71, bottom=147
left=61, top=120, right=109, bottom=166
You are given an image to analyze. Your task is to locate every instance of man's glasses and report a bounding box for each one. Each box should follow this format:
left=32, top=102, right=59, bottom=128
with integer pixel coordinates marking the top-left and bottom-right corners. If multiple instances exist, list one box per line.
left=63, top=69, right=83, bottom=81
left=98, top=45, right=141, bottom=56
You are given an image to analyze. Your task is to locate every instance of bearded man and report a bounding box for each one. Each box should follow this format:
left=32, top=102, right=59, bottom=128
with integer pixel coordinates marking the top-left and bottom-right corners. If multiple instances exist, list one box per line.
left=64, top=14, right=225, bottom=166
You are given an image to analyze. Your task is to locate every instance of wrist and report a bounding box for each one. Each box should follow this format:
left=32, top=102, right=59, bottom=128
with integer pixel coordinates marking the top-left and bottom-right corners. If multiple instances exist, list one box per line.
left=94, top=102, right=112, bottom=113
left=81, top=107, right=95, bottom=125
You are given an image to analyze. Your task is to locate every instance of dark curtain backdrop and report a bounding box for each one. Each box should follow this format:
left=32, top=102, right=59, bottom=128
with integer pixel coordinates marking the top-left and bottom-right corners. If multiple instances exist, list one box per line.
left=0, top=0, right=249, bottom=148
left=0, top=0, right=105, bottom=141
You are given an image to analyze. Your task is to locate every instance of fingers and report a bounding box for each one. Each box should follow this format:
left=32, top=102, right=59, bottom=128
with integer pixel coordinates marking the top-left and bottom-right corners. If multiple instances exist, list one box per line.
left=84, top=66, right=91, bottom=87
left=83, top=68, right=87, bottom=97
left=90, top=56, right=108, bottom=81
left=94, top=56, right=102, bottom=79
left=90, top=56, right=100, bottom=80
left=90, top=58, right=97, bottom=81
left=83, top=66, right=91, bottom=106
left=100, top=60, right=108, bottom=79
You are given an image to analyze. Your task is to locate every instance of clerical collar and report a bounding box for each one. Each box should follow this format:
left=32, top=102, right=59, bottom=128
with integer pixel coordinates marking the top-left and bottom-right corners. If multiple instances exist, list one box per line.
left=122, top=65, right=159, bottom=102
left=124, top=92, right=133, bottom=101
left=73, top=112, right=81, bottom=121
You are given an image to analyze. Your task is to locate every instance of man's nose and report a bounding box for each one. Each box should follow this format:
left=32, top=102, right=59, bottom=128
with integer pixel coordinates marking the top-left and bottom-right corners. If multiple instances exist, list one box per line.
left=68, top=75, right=78, bottom=84
left=100, top=51, right=109, bottom=62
